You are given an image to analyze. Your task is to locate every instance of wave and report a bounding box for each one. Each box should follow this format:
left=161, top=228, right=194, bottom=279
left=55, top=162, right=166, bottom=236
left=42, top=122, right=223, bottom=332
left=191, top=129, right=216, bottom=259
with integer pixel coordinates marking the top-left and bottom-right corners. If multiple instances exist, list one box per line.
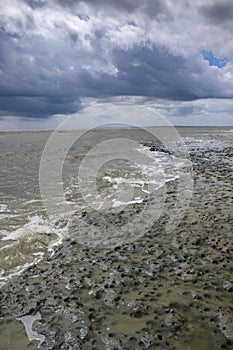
left=0, top=215, right=68, bottom=287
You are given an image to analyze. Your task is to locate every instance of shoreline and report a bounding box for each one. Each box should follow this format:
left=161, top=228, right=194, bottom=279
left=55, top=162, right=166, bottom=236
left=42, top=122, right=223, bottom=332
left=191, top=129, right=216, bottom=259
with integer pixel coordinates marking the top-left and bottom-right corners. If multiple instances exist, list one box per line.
left=0, top=136, right=232, bottom=349
left=0, top=125, right=233, bottom=133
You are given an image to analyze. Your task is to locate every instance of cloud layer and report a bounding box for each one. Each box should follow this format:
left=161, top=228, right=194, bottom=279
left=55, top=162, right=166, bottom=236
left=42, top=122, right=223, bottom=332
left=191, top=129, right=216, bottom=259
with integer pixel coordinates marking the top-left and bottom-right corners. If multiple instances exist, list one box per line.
left=0, top=0, right=233, bottom=123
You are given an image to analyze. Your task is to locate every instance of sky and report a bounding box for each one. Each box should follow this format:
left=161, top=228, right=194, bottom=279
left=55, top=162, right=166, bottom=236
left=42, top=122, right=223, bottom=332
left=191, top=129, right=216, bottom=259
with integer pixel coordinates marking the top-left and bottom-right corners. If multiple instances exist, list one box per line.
left=0, top=0, right=233, bottom=129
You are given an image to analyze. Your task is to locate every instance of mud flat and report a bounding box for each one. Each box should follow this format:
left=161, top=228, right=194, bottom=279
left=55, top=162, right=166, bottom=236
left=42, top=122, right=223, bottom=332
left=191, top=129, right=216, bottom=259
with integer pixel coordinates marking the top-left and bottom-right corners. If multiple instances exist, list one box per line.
left=0, top=131, right=233, bottom=350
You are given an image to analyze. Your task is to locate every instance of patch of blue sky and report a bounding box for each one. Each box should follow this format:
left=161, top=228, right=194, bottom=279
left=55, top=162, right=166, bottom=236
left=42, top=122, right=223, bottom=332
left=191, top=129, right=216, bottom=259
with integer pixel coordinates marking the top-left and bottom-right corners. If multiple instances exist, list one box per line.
left=202, top=50, right=228, bottom=68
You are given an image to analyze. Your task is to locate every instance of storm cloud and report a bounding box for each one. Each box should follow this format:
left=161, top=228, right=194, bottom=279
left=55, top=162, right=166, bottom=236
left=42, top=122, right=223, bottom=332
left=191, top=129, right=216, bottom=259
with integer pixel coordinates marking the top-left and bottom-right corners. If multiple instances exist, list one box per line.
left=0, top=0, right=233, bottom=123
left=200, top=0, right=233, bottom=24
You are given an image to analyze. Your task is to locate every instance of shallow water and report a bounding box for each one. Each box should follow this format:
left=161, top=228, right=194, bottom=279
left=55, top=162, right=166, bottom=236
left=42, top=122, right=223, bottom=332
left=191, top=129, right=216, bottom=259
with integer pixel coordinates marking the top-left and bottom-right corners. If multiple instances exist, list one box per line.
left=0, top=127, right=233, bottom=349
left=0, top=127, right=192, bottom=281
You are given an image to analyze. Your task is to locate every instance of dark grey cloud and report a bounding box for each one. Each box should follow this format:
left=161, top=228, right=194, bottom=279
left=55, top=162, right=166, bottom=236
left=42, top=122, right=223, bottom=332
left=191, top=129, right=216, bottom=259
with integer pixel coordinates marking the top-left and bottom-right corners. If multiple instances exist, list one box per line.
left=200, top=1, right=233, bottom=24
left=0, top=96, right=81, bottom=118
left=111, top=47, right=195, bottom=100
left=60, top=0, right=140, bottom=12
left=55, top=0, right=166, bottom=15
left=0, top=0, right=233, bottom=122
left=23, top=0, right=168, bottom=20
left=23, top=0, right=46, bottom=10
left=111, top=45, right=232, bottom=100
left=1, top=35, right=231, bottom=119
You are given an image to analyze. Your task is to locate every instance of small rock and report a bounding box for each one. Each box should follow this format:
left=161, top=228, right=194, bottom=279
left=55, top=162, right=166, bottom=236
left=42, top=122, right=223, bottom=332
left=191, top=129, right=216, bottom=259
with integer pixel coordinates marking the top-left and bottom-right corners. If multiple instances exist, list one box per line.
left=218, top=311, right=233, bottom=340
left=164, top=310, right=183, bottom=329
left=223, top=281, right=233, bottom=292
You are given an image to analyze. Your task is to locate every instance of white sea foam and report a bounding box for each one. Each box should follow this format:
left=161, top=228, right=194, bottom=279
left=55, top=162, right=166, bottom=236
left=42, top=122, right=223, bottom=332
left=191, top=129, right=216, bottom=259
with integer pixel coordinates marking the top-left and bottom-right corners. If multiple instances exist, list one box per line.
left=0, top=213, right=18, bottom=221
left=1, top=215, right=57, bottom=241
left=0, top=259, right=43, bottom=283
left=66, top=145, right=189, bottom=212
left=0, top=204, right=9, bottom=212
left=0, top=215, right=70, bottom=286
left=24, top=198, right=41, bottom=205
left=112, top=198, right=144, bottom=208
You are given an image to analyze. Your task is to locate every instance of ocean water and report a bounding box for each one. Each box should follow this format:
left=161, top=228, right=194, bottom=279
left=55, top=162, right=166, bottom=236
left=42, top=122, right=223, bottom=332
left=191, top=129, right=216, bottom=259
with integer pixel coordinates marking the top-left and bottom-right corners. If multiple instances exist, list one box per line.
left=0, top=127, right=189, bottom=284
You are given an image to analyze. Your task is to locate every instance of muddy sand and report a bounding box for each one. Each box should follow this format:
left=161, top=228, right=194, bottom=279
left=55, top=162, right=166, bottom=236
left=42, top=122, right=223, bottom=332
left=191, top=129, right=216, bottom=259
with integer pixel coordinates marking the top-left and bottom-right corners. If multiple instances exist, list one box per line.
left=0, top=131, right=232, bottom=350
